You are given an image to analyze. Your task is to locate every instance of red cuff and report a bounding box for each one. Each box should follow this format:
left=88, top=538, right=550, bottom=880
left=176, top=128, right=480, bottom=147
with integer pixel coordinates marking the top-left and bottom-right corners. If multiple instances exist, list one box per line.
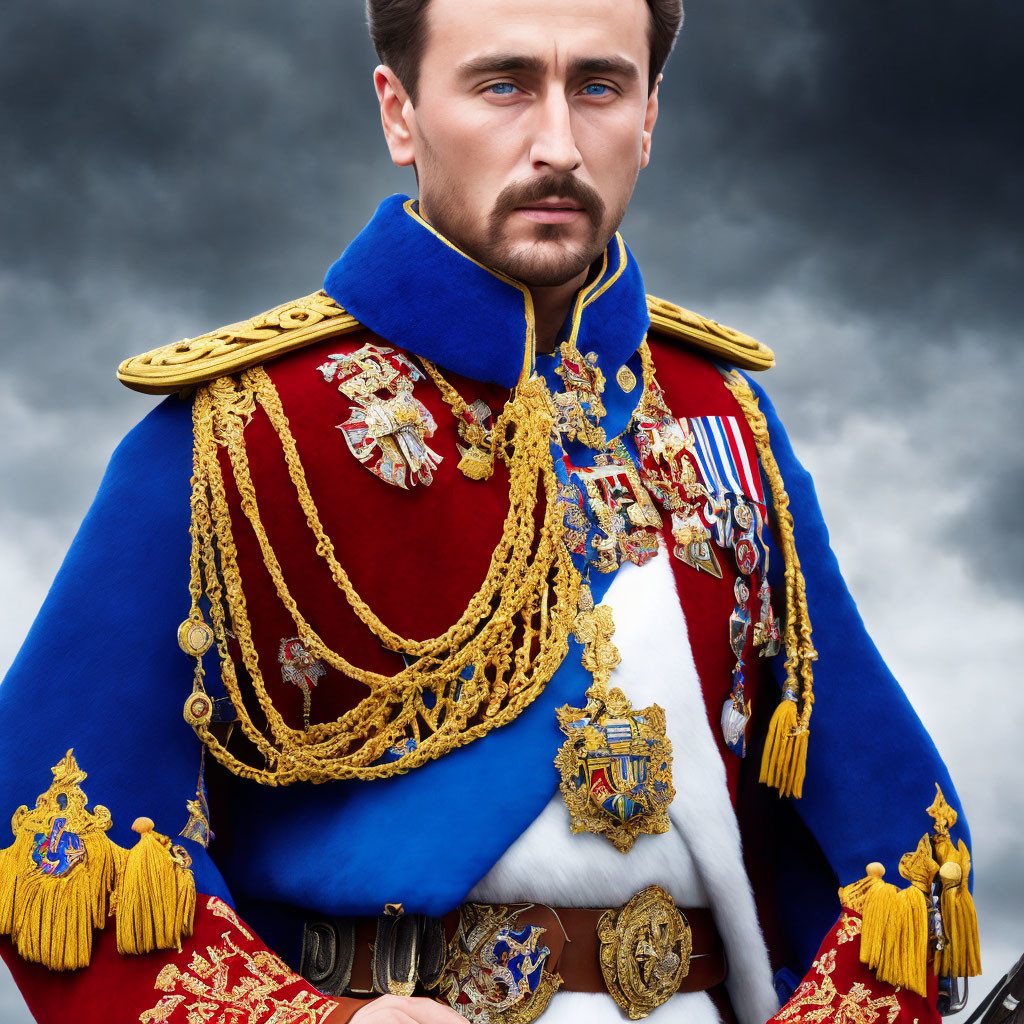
left=1, top=894, right=337, bottom=1024
left=771, top=911, right=939, bottom=1024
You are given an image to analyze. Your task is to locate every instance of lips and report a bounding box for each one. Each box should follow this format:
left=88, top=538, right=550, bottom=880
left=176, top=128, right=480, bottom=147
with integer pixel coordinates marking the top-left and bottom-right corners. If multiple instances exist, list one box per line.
left=517, top=197, right=585, bottom=212
left=515, top=197, right=587, bottom=224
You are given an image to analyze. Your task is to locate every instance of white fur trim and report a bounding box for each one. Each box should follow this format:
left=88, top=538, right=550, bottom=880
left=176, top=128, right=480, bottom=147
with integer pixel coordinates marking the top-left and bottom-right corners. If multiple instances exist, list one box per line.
left=537, top=988, right=723, bottom=1024
left=466, top=549, right=780, bottom=1024
left=609, top=554, right=780, bottom=1024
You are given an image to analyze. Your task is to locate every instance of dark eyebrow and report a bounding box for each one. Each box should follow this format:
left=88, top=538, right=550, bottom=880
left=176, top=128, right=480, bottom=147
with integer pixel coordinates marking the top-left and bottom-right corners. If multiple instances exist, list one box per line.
left=455, top=53, right=640, bottom=84
left=567, top=56, right=640, bottom=82
left=456, top=54, right=546, bottom=79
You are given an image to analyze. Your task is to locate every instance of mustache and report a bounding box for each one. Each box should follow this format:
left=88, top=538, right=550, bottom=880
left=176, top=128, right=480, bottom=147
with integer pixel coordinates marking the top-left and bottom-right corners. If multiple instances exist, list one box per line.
left=490, top=174, right=606, bottom=224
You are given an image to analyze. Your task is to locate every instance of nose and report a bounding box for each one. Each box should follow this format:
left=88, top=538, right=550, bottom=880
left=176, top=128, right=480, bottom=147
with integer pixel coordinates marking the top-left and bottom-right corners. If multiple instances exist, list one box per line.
left=528, top=90, right=582, bottom=174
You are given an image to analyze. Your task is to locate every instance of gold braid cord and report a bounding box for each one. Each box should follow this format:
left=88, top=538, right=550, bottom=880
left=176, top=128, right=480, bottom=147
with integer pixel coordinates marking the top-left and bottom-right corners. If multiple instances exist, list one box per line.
left=722, top=370, right=817, bottom=798
left=185, top=367, right=580, bottom=785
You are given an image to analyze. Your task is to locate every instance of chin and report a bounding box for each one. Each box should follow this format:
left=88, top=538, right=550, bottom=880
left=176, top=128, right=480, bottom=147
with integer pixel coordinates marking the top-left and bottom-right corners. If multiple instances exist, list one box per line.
left=492, top=236, right=604, bottom=288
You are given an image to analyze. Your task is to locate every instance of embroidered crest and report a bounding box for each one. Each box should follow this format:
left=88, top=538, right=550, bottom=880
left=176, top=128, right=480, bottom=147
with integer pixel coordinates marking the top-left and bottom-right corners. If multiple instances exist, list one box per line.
left=555, top=684, right=675, bottom=854
left=318, top=344, right=442, bottom=489
left=279, top=637, right=326, bottom=730
left=440, top=903, right=562, bottom=1024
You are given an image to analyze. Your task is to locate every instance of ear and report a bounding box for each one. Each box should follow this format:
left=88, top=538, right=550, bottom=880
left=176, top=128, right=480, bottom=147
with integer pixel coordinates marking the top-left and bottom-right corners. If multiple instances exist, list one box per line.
left=374, top=65, right=416, bottom=168
left=640, top=74, right=661, bottom=170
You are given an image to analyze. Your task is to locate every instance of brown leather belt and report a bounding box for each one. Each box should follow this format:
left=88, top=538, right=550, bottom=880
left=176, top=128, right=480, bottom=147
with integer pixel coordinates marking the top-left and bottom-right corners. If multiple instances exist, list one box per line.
left=507, top=905, right=727, bottom=995
left=306, top=887, right=727, bottom=1018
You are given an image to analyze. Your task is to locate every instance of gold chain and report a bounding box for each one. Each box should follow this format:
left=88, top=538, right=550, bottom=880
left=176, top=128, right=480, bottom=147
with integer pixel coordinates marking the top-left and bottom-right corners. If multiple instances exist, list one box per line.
left=417, top=357, right=496, bottom=481
left=185, top=369, right=580, bottom=785
left=416, top=357, right=469, bottom=419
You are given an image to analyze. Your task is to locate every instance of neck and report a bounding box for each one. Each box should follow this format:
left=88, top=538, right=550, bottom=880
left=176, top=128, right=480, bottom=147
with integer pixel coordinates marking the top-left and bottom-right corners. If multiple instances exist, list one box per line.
left=530, top=270, right=590, bottom=355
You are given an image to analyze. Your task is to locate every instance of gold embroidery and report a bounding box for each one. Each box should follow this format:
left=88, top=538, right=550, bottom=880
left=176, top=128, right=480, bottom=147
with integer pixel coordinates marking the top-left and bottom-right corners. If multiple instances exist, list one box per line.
left=775, top=948, right=902, bottom=1024
left=140, top=898, right=334, bottom=1024
left=837, top=914, right=863, bottom=945
left=118, top=291, right=361, bottom=395
left=207, top=895, right=253, bottom=941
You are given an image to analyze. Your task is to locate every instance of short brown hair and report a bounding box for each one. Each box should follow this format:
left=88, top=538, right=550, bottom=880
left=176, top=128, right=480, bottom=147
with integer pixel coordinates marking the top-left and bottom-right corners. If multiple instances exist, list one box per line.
left=367, top=0, right=683, bottom=104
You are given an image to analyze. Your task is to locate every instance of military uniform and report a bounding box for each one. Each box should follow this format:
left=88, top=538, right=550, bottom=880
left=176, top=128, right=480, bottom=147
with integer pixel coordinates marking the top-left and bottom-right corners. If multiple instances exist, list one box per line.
left=0, top=195, right=979, bottom=1023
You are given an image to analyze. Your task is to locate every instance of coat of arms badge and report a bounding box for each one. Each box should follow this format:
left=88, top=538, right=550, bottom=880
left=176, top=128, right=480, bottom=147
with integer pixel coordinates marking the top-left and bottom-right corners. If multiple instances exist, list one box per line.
left=555, top=683, right=675, bottom=854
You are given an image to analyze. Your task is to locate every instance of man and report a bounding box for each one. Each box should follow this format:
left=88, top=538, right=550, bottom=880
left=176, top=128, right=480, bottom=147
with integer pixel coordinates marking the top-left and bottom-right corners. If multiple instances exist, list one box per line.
left=0, top=1, right=980, bottom=1023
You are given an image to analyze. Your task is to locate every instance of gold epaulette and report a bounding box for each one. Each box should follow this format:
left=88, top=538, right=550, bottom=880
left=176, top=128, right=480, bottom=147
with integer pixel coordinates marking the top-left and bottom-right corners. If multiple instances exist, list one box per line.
left=646, top=295, right=775, bottom=371
left=116, top=290, right=773, bottom=395
left=116, top=291, right=362, bottom=395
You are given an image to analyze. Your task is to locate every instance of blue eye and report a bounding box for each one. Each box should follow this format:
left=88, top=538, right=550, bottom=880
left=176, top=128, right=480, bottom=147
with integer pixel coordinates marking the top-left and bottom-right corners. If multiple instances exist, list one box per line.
left=582, top=83, right=609, bottom=96
left=488, top=82, right=516, bottom=95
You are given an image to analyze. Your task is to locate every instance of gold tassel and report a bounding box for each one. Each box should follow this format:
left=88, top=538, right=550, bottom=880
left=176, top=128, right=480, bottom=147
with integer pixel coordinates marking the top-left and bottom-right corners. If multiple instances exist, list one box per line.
left=758, top=688, right=808, bottom=799
left=936, top=841, right=982, bottom=978
left=0, top=752, right=124, bottom=971
left=723, top=371, right=817, bottom=799
left=839, top=861, right=888, bottom=915
left=926, top=788, right=981, bottom=979
left=115, top=817, right=195, bottom=956
left=845, top=838, right=937, bottom=997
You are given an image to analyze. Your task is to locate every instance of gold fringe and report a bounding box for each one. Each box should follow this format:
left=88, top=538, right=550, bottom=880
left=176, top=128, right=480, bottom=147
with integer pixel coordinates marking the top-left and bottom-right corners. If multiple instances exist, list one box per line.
left=0, top=830, right=31, bottom=935
left=115, top=818, right=195, bottom=956
left=0, top=753, right=195, bottom=971
left=722, top=371, right=817, bottom=798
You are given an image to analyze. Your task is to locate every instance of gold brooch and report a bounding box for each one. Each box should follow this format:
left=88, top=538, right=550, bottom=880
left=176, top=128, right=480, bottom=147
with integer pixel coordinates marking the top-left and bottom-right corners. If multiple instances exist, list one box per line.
left=598, top=886, right=691, bottom=1019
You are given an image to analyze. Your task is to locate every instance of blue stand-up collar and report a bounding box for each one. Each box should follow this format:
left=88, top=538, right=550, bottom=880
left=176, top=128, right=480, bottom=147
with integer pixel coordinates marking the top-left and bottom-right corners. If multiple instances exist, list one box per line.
left=323, top=194, right=650, bottom=394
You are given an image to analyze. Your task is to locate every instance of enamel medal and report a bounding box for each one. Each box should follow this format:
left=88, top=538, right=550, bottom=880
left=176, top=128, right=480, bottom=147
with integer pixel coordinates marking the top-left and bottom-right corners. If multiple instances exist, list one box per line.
left=318, top=344, right=442, bottom=488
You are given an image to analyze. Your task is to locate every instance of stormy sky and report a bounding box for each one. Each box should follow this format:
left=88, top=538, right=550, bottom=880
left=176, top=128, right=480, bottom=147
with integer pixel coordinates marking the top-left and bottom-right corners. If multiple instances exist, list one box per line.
left=1, top=0, right=1021, bottom=1017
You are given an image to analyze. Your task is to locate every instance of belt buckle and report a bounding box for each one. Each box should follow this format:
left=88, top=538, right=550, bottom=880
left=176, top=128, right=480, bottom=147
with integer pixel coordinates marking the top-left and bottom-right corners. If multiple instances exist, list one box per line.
left=439, top=902, right=563, bottom=1023
left=597, top=885, right=692, bottom=1020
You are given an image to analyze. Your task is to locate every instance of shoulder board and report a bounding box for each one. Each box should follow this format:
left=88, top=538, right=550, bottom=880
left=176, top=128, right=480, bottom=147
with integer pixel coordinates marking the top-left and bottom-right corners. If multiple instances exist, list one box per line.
left=646, top=294, right=775, bottom=371
left=116, top=291, right=361, bottom=395
left=117, top=289, right=773, bottom=395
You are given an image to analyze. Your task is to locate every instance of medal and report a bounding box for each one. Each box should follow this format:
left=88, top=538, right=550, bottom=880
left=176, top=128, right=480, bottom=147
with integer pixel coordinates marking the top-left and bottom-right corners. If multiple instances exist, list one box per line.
left=555, top=598, right=675, bottom=853
left=318, top=344, right=442, bottom=489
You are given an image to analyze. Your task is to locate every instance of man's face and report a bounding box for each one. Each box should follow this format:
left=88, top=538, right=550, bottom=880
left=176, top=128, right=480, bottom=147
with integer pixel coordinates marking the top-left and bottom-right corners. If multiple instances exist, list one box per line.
left=377, top=0, right=659, bottom=288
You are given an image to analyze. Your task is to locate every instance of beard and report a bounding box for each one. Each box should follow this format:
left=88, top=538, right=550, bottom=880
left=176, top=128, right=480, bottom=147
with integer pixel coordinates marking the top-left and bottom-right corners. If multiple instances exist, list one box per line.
left=420, top=164, right=626, bottom=288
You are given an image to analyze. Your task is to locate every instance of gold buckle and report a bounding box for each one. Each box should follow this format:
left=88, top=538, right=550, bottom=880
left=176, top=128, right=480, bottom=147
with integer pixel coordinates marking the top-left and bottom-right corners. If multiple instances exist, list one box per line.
left=597, top=885, right=692, bottom=1020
